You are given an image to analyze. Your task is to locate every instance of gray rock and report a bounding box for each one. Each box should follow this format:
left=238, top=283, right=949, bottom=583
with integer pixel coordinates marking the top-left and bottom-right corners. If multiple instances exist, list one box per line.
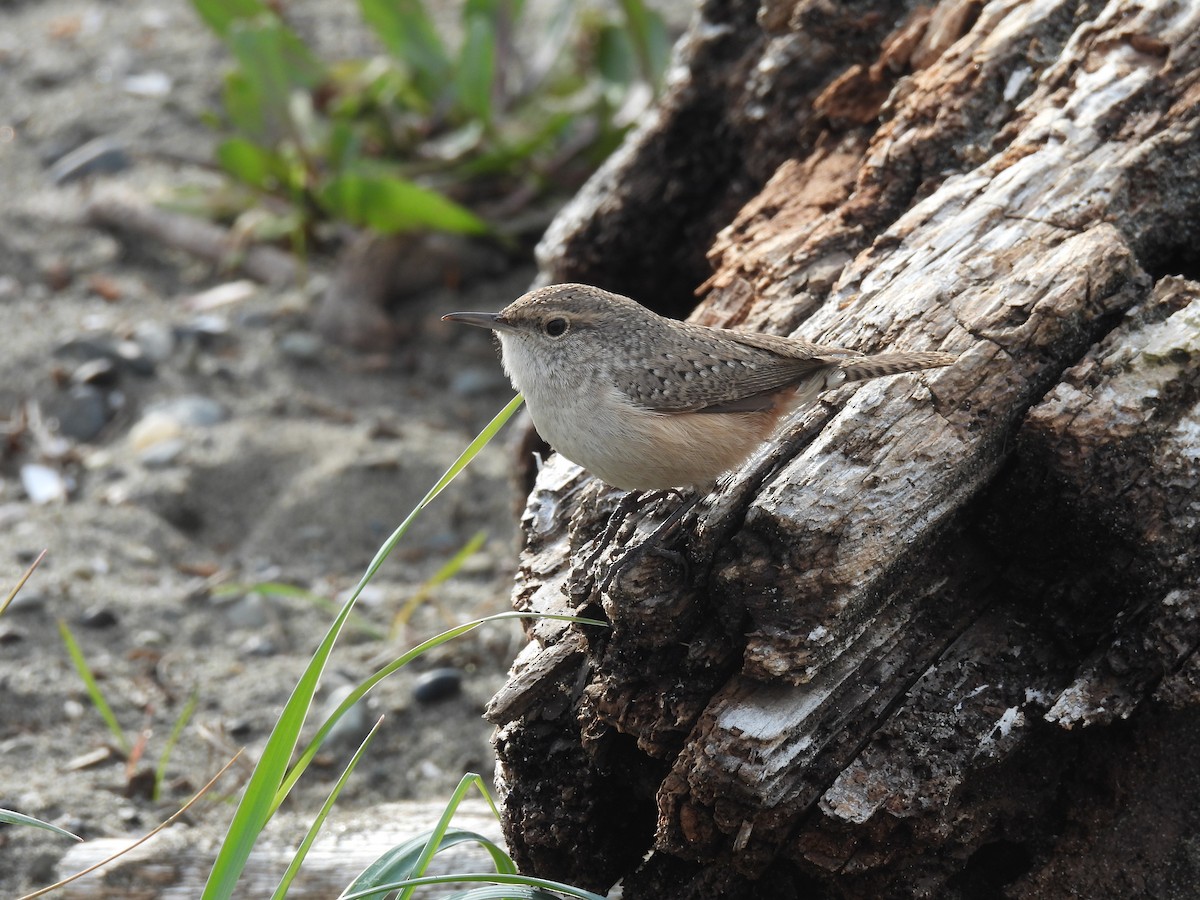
left=225, top=593, right=270, bottom=629
left=277, top=331, right=323, bottom=364
left=132, top=321, right=175, bottom=362
left=78, top=606, right=118, bottom=629
left=450, top=367, right=503, bottom=397
left=48, top=136, right=131, bottom=185
left=48, top=384, right=111, bottom=442
left=54, top=335, right=154, bottom=376
left=148, top=395, right=227, bottom=427
left=137, top=437, right=186, bottom=468
left=320, top=683, right=368, bottom=747
left=70, top=358, right=118, bottom=387
left=413, top=667, right=463, bottom=704
left=240, top=634, right=277, bottom=657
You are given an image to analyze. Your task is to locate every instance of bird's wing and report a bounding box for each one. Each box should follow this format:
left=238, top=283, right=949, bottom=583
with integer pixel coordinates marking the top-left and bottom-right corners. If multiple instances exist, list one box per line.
left=616, top=323, right=858, bottom=414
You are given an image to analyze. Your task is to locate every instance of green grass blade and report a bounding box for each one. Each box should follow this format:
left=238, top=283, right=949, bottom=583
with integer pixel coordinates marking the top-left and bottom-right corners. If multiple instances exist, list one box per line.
left=455, top=8, right=496, bottom=123
left=344, top=830, right=512, bottom=900
left=342, top=872, right=607, bottom=900
left=188, top=0, right=272, bottom=40
left=274, top=611, right=602, bottom=812
left=0, top=809, right=81, bottom=841
left=444, top=888, right=563, bottom=900
left=271, top=717, right=385, bottom=900
left=58, top=619, right=130, bottom=755
left=153, top=687, right=199, bottom=802
left=358, top=0, right=451, bottom=100
left=617, top=0, right=670, bottom=87
left=216, top=581, right=385, bottom=640
left=392, top=774, right=514, bottom=900
left=202, top=394, right=524, bottom=899
left=391, top=529, right=488, bottom=634
left=319, top=171, right=490, bottom=235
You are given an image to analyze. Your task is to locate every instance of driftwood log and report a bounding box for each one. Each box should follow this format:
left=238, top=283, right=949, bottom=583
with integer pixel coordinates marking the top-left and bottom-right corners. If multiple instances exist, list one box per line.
left=488, top=0, right=1200, bottom=897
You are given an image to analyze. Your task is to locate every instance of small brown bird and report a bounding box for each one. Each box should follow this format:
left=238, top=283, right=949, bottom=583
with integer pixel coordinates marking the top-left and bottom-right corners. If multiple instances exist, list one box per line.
left=444, top=284, right=956, bottom=491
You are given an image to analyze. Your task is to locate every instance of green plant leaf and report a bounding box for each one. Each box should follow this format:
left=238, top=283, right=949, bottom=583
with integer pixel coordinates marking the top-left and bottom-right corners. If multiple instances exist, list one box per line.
left=58, top=619, right=131, bottom=755
left=391, top=529, right=488, bottom=634
left=220, top=69, right=268, bottom=140
left=225, top=16, right=326, bottom=142
left=202, top=395, right=524, bottom=899
left=341, top=873, right=607, bottom=900
left=455, top=7, right=496, bottom=123
left=358, top=0, right=451, bottom=102
left=273, top=610, right=606, bottom=813
left=0, top=809, right=81, bottom=841
left=617, top=0, right=670, bottom=88
left=271, top=717, right=385, bottom=900
left=319, top=172, right=489, bottom=234
left=343, top=830, right=511, bottom=900
left=444, top=888, right=565, bottom=900
left=216, top=137, right=285, bottom=189
left=596, top=24, right=637, bottom=91
left=154, top=687, right=199, bottom=802
left=189, top=0, right=272, bottom=39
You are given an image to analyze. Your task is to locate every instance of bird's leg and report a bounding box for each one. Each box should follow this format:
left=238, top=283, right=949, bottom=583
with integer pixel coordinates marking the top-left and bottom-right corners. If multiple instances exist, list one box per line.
left=595, top=489, right=702, bottom=596
left=569, top=488, right=653, bottom=604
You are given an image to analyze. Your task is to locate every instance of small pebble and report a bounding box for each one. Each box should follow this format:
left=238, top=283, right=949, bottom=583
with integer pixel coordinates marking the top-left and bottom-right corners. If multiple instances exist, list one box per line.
left=63, top=699, right=86, bottom=720
left=149, top=395, right=227, bottom=427
left=225, top=593, right=270, bottom=630
left=180, top=314, right=231, bottom=340
left=277, top=331, right=323, bottom=364
left=48, top=384, right=111, bottom=442
left=128, top=411, right=183, bottom=452
left=20, top=464, right=69, bottom=504
left=113, top=340, right=155, bottom=376
left=138, top=437, right=186, bottom=468
left=132, top=321, right=175, bottom=362
left=4, top=591, right=47, bottom=614
left=240, top=634, right=277, bottom=657
left=70, top=357, right=119, bottom=387
left=413, top=667, right=463, bottom=704
left=184, top=280, right=256, bottom=312
left=123, top=71, right=172, bottom=97
left=321, top=683, right=368, bottom=747
left=48, top=136, right=131, bottom=185
left=450, top=367, right=502, bottom=397
left=78, top=606, right=118, bottom=629
left=133, top=629, right=167, bottom=647
left=54, top=334, right=153, bottom=376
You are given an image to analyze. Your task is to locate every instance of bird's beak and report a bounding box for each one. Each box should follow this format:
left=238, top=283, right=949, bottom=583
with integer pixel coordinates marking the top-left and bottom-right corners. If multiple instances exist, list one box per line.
left=441, top=311, right=518, bottom=333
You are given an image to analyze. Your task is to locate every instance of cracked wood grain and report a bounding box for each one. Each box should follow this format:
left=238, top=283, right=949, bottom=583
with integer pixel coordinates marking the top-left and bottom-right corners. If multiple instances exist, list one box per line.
left=490, top=0, right=1200, bottom=896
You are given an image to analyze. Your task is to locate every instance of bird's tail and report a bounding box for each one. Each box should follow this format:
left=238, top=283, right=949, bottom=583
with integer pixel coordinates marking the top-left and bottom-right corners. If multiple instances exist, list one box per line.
left=836, top=351, right=957, bottom=383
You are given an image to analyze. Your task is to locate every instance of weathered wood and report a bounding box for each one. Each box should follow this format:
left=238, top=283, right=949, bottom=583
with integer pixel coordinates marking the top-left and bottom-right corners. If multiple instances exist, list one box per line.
left=490, top=0, right=1200, bottom=895
left=86, top=191, right=300, bottom=287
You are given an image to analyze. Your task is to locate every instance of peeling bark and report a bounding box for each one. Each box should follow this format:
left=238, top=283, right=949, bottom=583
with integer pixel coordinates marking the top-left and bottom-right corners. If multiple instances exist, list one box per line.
left=490, top=0, right=1200, bottom=896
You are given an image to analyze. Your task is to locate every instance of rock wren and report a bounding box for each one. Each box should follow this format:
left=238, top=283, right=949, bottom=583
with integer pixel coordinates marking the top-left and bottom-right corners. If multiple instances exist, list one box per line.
left=444, top=284, right=956, bottom=491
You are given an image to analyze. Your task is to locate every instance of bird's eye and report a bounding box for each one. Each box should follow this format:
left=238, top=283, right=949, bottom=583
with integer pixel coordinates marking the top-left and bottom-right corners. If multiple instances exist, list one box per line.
left=543, top=317, right=569, bottom=338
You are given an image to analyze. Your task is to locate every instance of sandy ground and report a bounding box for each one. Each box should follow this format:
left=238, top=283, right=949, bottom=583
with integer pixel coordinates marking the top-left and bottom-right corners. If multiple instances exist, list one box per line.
left=0, top=0, right=535, bottom=892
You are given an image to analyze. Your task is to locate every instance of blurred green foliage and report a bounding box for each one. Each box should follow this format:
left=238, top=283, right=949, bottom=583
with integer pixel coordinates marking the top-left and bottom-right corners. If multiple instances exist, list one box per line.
left=189, top=0, right=670, bottom=243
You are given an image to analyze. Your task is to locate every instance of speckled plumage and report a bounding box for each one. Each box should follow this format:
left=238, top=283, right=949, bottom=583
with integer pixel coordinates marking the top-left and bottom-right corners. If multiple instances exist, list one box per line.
left=443, top=284, right=957, bottom=490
